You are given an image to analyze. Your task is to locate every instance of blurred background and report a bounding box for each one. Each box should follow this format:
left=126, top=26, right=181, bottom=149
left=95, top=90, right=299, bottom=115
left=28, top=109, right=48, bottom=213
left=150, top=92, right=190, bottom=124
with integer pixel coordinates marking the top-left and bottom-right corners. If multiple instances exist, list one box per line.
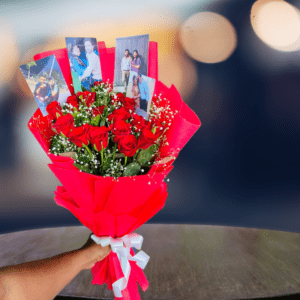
left=1, top=0, right=300, bottom=234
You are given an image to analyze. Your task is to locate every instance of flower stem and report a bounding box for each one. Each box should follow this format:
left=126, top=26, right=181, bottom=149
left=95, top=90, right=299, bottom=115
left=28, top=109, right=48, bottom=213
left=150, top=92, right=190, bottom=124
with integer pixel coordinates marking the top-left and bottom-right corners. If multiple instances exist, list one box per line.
left=101, top=143, right=104, bottom=174
left=83, top=143, right=93, bottom=159
left=124, top=156, right=128, bottom=166
left=113, top=143, right=117, bottom=161
left=133, top=149, right=140, bottom=161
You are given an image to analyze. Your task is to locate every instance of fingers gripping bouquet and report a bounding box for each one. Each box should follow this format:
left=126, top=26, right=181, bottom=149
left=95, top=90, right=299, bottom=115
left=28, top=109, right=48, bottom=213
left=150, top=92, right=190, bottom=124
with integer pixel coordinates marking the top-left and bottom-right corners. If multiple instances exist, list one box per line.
left=27, top=41, right=201, bottom=299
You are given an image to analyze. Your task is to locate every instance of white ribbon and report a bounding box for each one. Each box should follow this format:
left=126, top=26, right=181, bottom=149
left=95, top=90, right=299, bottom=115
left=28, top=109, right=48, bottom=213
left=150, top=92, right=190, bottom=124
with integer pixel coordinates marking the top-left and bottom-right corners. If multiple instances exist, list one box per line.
left=91, top=233, right=150, bottom=298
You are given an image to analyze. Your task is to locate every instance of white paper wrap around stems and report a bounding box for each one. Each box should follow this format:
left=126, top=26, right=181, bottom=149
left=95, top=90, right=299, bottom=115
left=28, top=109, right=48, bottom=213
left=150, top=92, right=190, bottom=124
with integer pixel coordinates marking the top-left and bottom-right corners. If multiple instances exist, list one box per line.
left=91, top=233, right=150, bottom=298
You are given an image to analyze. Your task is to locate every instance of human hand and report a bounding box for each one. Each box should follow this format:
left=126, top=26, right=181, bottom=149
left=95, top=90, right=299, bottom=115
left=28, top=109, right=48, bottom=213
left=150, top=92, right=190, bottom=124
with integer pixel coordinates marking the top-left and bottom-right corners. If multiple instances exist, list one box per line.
left=79, top=234, right=111, bottom=270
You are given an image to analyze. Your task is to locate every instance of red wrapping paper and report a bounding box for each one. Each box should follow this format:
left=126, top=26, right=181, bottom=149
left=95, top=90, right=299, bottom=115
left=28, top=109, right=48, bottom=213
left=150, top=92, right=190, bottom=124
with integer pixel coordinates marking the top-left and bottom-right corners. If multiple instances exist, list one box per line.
left=28, top=41, right=201, bottom=299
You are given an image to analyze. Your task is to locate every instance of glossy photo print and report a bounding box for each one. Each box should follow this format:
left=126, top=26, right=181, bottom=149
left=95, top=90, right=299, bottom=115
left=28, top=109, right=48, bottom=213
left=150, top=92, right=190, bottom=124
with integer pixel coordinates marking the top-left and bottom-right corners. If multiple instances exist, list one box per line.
left=114, top=34, right=149, bottom=93
left=19, top=55, right=71, bottom=116
left=126, top=71, right=155, bottom=120
left=66, top=37, right=102, bottom=93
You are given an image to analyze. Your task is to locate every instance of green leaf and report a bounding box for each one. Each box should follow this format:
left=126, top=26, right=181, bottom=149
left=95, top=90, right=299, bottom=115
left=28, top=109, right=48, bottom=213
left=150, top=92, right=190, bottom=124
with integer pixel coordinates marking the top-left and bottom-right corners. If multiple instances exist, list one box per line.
left=91, top=87, right=95, bottom=92
left=56, top=112, right=61, bottom=119
left=137, top=144, right=157, bottom=166
left=81, top=85, right=87, bottom=92
left=123, top=162, right=141, bottom=176
left=102, top=154, right=112, bottom=171
left=74, top=163, right=90, bottom=173
left=100, top=118, right=106, bottom=127
left=91, top=114, right=101, bottom=126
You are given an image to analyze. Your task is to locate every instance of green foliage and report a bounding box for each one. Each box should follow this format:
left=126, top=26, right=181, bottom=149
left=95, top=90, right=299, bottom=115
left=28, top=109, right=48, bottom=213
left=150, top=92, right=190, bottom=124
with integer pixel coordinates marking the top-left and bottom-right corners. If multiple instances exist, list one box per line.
left=73, top=163, right=90, bottom=173
left=137, top=144, right=158, bottom=166
left=49, top=134, right=77, bottom=155
left=91, top=114, right=101, bottom=126
left=26, top=61, right=37, bottom=70
left=123, top=162, right=141, bottom=176
left=102, top=154, right=113, bottom=171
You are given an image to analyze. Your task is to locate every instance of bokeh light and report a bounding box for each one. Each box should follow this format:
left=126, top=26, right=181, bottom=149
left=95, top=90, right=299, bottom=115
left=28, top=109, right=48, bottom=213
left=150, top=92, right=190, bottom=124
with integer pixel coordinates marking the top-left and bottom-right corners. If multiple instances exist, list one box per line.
left=179, top=12, right=237, bottom=63
left=251, top=0, right=300, bottom=52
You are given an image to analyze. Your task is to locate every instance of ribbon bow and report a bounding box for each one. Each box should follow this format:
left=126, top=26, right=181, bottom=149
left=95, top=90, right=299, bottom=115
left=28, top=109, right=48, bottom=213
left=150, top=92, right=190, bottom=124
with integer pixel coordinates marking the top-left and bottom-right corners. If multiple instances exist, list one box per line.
left=91, top=233, right=150, bottom=298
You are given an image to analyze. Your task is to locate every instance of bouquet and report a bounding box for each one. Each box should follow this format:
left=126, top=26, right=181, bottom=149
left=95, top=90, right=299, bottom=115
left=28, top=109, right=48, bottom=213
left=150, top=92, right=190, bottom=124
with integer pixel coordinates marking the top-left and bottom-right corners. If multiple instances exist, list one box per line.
left=26, top=40, right=201, bottom=299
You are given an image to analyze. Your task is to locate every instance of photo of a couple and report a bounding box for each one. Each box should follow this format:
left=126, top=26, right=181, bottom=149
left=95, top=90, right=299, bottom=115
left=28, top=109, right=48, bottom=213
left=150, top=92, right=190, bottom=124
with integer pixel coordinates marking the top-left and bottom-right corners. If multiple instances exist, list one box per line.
left=126, top=71, right=156, bottom=120
left=33, top=75, right=59, bottom=115
left=66, top=37, right=102, bottom=93
left=121, top=49, right=142, bottom=92
left=114, top=34, right=149, bottom=93
left=19, top=55, right=71, bottom=116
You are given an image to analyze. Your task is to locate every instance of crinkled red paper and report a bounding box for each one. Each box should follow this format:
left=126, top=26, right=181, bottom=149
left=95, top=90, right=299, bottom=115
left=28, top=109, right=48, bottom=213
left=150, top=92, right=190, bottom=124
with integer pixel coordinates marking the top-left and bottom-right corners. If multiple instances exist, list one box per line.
left=28, top=41, right=201, bottom=300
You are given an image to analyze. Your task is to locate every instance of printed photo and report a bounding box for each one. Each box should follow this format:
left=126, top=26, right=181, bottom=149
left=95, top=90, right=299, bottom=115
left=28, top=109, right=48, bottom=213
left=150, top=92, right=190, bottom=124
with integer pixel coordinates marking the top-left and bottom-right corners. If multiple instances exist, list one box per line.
left=114, top=34, right=149, bottom=93
left=19, top=55, right=71, bottom=116
left=66, top=37, right=102, bottom=93
left=126, top=71, right=155, bottom=120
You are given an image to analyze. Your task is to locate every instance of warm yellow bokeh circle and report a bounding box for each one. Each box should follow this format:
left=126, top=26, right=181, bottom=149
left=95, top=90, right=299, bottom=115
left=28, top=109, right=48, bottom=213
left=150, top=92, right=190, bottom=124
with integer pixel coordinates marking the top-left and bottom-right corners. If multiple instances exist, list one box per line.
left=251, top=0, right=300, bottom=52
left=180, top=12, right=237, bottom=63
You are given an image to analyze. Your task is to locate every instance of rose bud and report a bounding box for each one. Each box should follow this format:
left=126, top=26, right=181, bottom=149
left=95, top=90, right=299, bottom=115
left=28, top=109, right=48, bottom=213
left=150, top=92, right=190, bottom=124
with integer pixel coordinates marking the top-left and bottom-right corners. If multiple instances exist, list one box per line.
left=93, top=81, right=102, bottom=87
left=112, top=120, right=132, bottom=144
left=116, top=92, right=125, bottom=101
left=121, top=97, right=135, bottom=112
left=107, top=107, right=131, bottom=123
left=52, top=113, right=75, bottom=137
left=151, top=119, right=165, bottom=139
left=117, top=135, right=138, bottom=157
left=88, top=126, right=110, bottom=151
left=46, top=101, right=63, bottom=121
left=131, top=113, right=148, bottom=132
left=67, top=123, right=91, bottom=147
left=66, top=95, right=79, bottom=110
left=92, top=105, right=105, bottom=117
left=137, top=128, right=157, bottom=150
left=79, top=91, right=96, bottom=107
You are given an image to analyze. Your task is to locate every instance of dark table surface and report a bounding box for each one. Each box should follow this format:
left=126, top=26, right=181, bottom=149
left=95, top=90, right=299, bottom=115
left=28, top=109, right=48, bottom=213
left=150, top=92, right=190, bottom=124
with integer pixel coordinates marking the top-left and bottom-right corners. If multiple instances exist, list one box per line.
left=0, top=224, right=300, bottom=300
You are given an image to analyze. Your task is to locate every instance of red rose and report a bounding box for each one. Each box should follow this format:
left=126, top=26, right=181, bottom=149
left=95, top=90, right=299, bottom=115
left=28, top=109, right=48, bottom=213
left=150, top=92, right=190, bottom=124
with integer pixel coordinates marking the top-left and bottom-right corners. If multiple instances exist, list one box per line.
left=107, top=107, right=131, bottom=123
left=117, top=135, right=138, bottom=157
left=131, top=113, right=148, bottom=132
left=68, top=123, right=91, bottom=147
left=137, top=128, right=157, bottom=150
left=116, top=93, right=125, bottom=101
left=121, top=97, right=135, bottom=112
left=76, top=91, right=83, bottom=98
left=46, top=101, right=63, bottom=121
left=52, top=113, right=74, bottom=136
left=92, top=105, right=105, bottom=117
left=66, top=95, right=79, bottom=110
left=93, top=81, right=102, bottom=87
left=150, top=119, right=165, bottom=139
left=88, top=126, right=110, bottom=151
left=84, top=91, right=96, bottom=107
left=112, top=120, right=132, bottom=143
left=77, top=91, right=96, bottom=107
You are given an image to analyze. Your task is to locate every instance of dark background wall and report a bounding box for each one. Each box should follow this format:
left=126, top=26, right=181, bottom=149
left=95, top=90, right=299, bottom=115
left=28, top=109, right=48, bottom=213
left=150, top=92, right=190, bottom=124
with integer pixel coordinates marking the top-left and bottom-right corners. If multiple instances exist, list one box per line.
left=1, top=0, right=300, bottom=234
